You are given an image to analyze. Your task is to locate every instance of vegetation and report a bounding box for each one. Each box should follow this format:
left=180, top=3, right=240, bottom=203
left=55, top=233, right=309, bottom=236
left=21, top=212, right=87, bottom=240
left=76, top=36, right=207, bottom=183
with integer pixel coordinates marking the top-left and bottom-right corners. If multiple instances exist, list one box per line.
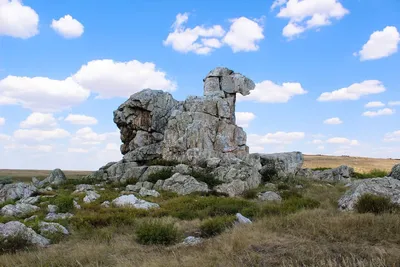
left=200, top=215, right=235, bottom=237
left=0, top=235, right=32, bottom=254
left=260, top=168, right=278, bottom=183
left=135, top=219, right=180, bottom=245
left=147, top=168, right=173, bottom=183
left=311, top=167, right=331, bottom=171
left=355, top=193, right=398, bottom=214
left=353, top=169, right=388, bottom=179
left=190, top=169, right=222, bottom=188
left=51, top=195, right=74, bottom=213
left=0, top=176, right=13, bottom=185
left=147, top=159, right=180, bottom=166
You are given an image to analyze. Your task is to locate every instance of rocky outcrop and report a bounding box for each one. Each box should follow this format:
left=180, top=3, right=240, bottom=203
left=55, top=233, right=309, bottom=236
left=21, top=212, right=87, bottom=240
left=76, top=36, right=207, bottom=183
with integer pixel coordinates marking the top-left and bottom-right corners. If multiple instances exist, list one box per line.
left=338, top=177, right=400, bottom=211
left=298, top=165, right=354, bottom=183
left=0, top=221, right=50, bottom=247
left=154, top=173, right=209, bottom=195
left=0, top=183, right=37, bottom=204
left=257, top=152, right=304, bottom=180
left=390, top=164, right=400, bottom=180
left=33, top=169, right=67, bottom=188
left=1, top=203, right=39, bottom=217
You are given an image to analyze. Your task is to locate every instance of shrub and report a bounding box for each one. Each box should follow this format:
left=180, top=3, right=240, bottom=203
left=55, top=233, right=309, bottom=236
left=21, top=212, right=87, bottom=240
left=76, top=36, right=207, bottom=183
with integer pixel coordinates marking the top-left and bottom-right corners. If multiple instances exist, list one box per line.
left=282, top=197, right=320, bottom=213
left=135, top=220, right=180, bottom=245
left=0, top=234, right=32, bottom=254
left=0, top=176, right=13, bottom=185
left=147, top=168, right=173, bottom=184
left=355, top=194, right=397, bottom=214
left=191, top=170, right=222, bottom=188
left=242, top=188, right=259, bottom=199
left=52, top=195, right=74, bottom=213
left=277, top=184, right=290, bottom=191
left=200, top=216, right=235, bottom=237
left=147, top=159, right=180, bottom=166
left=353, top=169, right=388, bottom=179
left=280, top=190, right=302, bottom=200
left=312, top=167, right=332, bottom=171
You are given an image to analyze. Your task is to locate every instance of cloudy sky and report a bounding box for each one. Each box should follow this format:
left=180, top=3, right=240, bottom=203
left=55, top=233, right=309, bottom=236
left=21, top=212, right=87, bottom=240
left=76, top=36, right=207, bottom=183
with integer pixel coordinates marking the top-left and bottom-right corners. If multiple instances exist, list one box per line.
left=1, top=0, right=400, bottom=170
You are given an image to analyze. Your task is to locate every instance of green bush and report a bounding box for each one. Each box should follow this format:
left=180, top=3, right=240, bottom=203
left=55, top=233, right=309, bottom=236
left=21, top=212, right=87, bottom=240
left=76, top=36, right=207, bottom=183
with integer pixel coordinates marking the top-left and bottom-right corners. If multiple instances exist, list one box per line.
left=191, top=170, right=222, bottom=188
left=0, top=176, right=13, bottom=185
left=277, top=184, right=290, bottom=191
left=200, top=216, right=235, bottom=237
left=135, top=220, right=180, bottom=245
left=355, top=194, right=397, bottom=214
left=353, top=169, right=388, bottom=179
left=242, top=188, right=259, bottom=199
left=52, top=195, right=74, bottom=213
left=147, top=168, right=173, bottom=184
left=0, top=234, right=32, bottom=254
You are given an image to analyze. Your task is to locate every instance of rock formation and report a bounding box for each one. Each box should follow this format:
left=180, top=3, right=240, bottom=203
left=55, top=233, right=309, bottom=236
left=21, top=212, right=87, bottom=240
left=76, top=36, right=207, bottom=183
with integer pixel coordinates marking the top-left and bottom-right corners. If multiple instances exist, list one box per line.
left=390, top=164, right=400, bottom=180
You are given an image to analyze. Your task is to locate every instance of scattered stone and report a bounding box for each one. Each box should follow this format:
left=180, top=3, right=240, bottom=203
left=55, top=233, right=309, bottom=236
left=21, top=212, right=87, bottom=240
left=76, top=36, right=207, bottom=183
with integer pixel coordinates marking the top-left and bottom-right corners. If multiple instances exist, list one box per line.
left=155, top=173, right=209, bottom=195
left=83, top=191, right=100, bottom=203
left=139, top=188, right=160, bottom=197
left=142, top=181, right=154, bottom=190
left=47, top=204, right=58, bottom=213
left=215, top=179, right=248, bottom=197
left=45, top=213, right=73, bottom=221
left=17, top=196, right=40, bottom=205
left=206, top=157, right=221, bottom=169
left=101, top=201, right=110, bottom=208
left=264, top=183, right=277, bottom=189
left=39, top=222, right=69, bottom=235
left=0, top=221, right=50, bottom=247
left=182, top=236, right=203, bottom=246
left=74, top=184, right=95, bottom=193
left=24, top=215, right=38, bottom=222
left=1, top=203, right=39, bottom=217
left=338, top=177, right=400, bottom=211
left=258, top=191, right=282, bottom=202
left=111, top=194, right=159, bottom=210
left=390, top=164, right=400, bottom=180
left=73, top=200, right=81, bottom=209
left=0, top=183, right=37, bottom=203
left=235, top=213, right=252, bottom=224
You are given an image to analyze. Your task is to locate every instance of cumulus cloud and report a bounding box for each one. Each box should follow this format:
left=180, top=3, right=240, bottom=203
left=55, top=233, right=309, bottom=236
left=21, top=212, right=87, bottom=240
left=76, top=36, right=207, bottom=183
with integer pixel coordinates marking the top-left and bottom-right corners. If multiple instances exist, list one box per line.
left=13, top=128, right=70, bottom=142
left=20, top=112, right=58, bottom=129
left=0, top=76, right=90, bottom=112
left=65, top=114, right=98, bottom=125
left=51, top=14, right=84, bottom=38
left=4, top=144, right=53, bottom=153
left=355, top=26, right=400, bottom=61
left=223, top=17, right=264, bottom=52
left=365, top=101, right=385, bottom=108
left=362, top=108, right=395, bottom=117
left=163, top=13, right=225, bottom=55
left=271, top=0, right=349, bottom=38
left=0, top=117, right=4, bottom=126
left=323, top=117, right=343, bottom=125
left=72, top=59, right=176, bottom=98
left=235, top=112, right=256, bottom=128
left=326, top=137, right=359, bottom=146
left=317, top=80, right=386, bottom=101
left=389, top=101, right=400, bottom=106
left=384, top=130, right=400, bottom=142
left=0, top=0, right=39, bottom=39
left=68, top=148, right=89, bottom=153
left=248, top=131, right=305, bottom=145
left=311, top=139, right=324, bottom=144
left=70, top=127, right=119, bottom=146
left=0, top=133, right=11, bottom=141
left=238, top=80, right=307, bottom=103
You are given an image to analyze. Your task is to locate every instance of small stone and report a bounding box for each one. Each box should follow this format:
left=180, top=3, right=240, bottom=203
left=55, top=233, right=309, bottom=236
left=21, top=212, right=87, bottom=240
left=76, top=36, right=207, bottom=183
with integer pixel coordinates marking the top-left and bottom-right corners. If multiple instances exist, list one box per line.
left=182, top=236, right=203, bottom=246
left=39, top=221, right=69, bottom=235
left=83, top=191, right=100, bottom=203
left=111, top=194, right=159, bottom=210
left=45, top=213, right=73, bottom=221
left=47, top=205, right=58, bottom=213
left=236, top=213, right=252, bottom=224
left=258, top=191, right=282, bottom=202
left=101, top=201, right=110, bottom=208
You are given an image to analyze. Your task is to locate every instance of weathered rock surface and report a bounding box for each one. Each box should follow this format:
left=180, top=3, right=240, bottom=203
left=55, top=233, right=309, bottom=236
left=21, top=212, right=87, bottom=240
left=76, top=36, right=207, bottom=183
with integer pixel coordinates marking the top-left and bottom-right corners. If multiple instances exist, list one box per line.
left=17, top=196, right=40, bottom=205
left=34, top=169, right=67, bottom=188
left=83, top=191, right=100, bottom=203
left=182, top=236, right=203, bottom=246
left=39, top=222, right=69, bottom=235
left=0, top=221, right=50, bottom=247
left=111, top=194, right=159, bottom=209
left=0, top=183, right=37, bottom=203
left=48, top=205, right=58, bottom=213
left=74, top=184, right=95, bottom=193
left=257, top=152, right=304, bottom=179
left=258, top=191, right=282, bottom=202
left=45, top=213, right=73, bottom=221
left=298, top=165, right=354, bottom=183
left=139, top=188, right=160, bottom=197
left=236, top=213, right=252, bottom=224
left=1, top=203, right=39, bottom=217
left=390, top=164, right=400, bottom=180
left=154, top=173, right=209, bottom=195
left=338, top=177, right=400, bottom=211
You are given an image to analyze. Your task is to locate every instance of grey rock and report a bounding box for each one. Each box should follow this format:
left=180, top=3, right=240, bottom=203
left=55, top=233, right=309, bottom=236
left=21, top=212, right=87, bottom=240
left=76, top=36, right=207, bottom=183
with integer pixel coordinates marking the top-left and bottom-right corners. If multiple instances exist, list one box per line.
left=173, top=164, right=192, bottom=175
left=390, top=164, right=400, bottom=180
left=338, top=177, right=400, bottom=211
left=139, top=188, right=160, bottom=197
left=236, top=213, right=252, bottom=224
left=257, top=152, right=304, bottom=178
left=258, top=191, right=282, bottom=202
left=206, top=157, right=221, bottom=169
left=182, top=236, right=203, bottom=246
left=73, top=200, right=81, bottom=209
left=74, top=184, right=95, bottom=193
left=101, top=201, right=110, bottom=208
left=36, top=169, right=67, bottom=188
left=17, top=196, right=40, bottom=205
left=1, top=203, right=39, bottom=217
left=0, top=183, right=37, bottom=203
left=215, top=179, right=248, bottom=197
left=39, top=221, right=69, bottom=235
left=83, top=191, right=100, bottom=203
left=45, top=213, right=73, bottom=221
left=311, top=165, right=354, bottom=183
left=126, top=183, right=143, bottom=192
left=24, top=215, right=38, bottom=222
left=106, top=162, right=147, bottom=183
left=0, top=221, right=50, bottom=247
left=47, top=205, right=58, bottom=213
left=111, top=194, right=159, bottom=210
left=142, top=181, right=154, bottom=190
left=158, top=173, right=209, bottom=195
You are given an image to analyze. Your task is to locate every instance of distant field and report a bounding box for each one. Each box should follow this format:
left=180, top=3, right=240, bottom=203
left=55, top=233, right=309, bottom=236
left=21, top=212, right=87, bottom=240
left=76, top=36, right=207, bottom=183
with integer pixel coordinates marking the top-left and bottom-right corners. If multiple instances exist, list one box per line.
left=304, top=154, right=400, bottom=173
left=0, top=169, right=92, bottom=183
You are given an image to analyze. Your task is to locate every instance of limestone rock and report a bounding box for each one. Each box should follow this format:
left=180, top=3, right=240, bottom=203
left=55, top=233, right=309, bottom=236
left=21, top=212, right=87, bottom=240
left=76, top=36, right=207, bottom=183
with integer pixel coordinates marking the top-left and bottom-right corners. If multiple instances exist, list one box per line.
left=83, top=191, right=100, bottom=203
left=257, top=152, right=304, bottom=178
left=17, top=196, right=40, bottom=205
left=0, top=183, right=37, bottom=203
left=111, top=194, right=159, bottom=210
left=156, top=173, right=209, bottom=195
left=47, top=205, right=58, bottom=213
left=235, top=213, right=252, bottom=224
left=74, top=184, right=95, bottom=193
left=45, top=213, right=73, bottom=221
left=0, top=221, right=50, bottom=247
left=182, top=236, right=203, bottom=246
left=338, top=177, right=400, bottom=211
left=35, top=169, right=67, bottom=188
left=258, top=191, right=282, bottom=202
left=139, top=166, right=171, bottom=182
left=390, top=164, right=400, bottom=180
left=139, top=188, right=160, bottom=197
left=172, top=164, right=192, bottom=175
left=73, top=200, right=81, bottom=209
left=39, top=222, right=69, bottom=235
left=311, top=165, right=354, bottom=183
left=1, top=203, right=39, bottom=217
left=101, top=201, right=110, bottom=208
left=24, top=215, right=38, bottom=222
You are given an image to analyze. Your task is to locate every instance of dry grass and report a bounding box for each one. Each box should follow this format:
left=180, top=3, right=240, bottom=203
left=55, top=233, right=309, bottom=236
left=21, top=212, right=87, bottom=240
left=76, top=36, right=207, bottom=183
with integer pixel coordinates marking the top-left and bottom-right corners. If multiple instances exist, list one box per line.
left=0, top=169, right=92, bottom=183
left=304, top=154, right=400, bottom=173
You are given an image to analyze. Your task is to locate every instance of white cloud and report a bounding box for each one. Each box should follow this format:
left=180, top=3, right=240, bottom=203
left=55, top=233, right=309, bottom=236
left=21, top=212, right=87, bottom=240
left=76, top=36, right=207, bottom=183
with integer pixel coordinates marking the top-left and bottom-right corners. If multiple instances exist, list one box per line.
left=223, top=17, right=264, bottom=52
left=72, top=59, right=176, bottom=98
left=105, top=143, right=120, bottom=151
left=326, top=137, right=359, bottom=146
left=317, top=80, right=386, bottom=101
left=65, top=114, right=98, bottom=125
left=362, top=108, right=395, bottom=117
left=311, top=139, right=323, bottom=144
left=68, top=148, right=89, bottom=153
left=51, top=14, right=84, bottom=38
left=0, top=117, right=4, bottom=126
left=365, top=101, right=385, bottom=108
left=317, top=145, right=325, bottom=150
left=70, top=127, right=119, bottom=146
left=0, top=0, right=39, bottom=39
left=248, top=131, right=305, bottom=145
left=238, top=80, right=307, bottom=103
left=0, top=76, right=90, bottom=112
left=20, top=112, right=57, bottom=129
left=4, top=144, right=53, bottom=153
left=0, top=133, right=10, bottom=141
left=163, top=13, right=225, bottom=55
left=13, top=128, right=70, bottom=141
left=323, top=117, right=343, bottom=125
left=272, top=0, right=349, bottom=38
left=355, top=26, right=400, bottom=61
left=389, top=101, right=400, bottom=106
left=235, top=112, right=256, bottom=128
left=384, top=130, right=400, bottom=142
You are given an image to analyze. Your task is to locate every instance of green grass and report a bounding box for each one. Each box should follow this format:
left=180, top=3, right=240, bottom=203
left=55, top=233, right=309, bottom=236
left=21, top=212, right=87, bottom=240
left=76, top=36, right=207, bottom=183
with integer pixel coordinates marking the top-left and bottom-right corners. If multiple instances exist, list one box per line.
left=353, top=169, right=388, bottom=179
left=355, top=194, right=398, bottom=214
left=200, top=215, right=235, bottom=237
left=0, top=234, right=33, bottom=254
left=135, top=219, right=181, bottom=245
left=0, top=176, right=13, bottom=185
left=50, top=195, right=74, bottom=213
left=312, top=167, right=332, bottom=171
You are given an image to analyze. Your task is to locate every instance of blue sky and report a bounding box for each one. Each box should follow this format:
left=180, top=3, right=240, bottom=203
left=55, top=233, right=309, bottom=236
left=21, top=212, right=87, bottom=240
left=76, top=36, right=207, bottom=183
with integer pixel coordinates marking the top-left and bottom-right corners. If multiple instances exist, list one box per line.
left=0, top=0, right=399, bottom=170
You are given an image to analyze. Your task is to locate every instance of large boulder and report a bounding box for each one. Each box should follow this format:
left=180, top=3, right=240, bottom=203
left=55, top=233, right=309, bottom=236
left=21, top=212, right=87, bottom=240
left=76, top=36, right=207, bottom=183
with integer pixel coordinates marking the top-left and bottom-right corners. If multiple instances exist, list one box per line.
left=39, top=222, right=69, bottom=236
left=338, top=177, right=400, bottom=211
left=111, top=194, right=159, bottom=210
left=1, top=203, right=39, bottom=217
left=0, top=221, right=50, bottom=247
left=311, top=165, right=354, bottom=183
left=0, top=183, right=37, bottom=204
left=257, top=152, right=304, bottom=179
left=390, top=164, right=400, bottom=180
left=34, top=169, right=67, bottom=188
left=154, top=173, right=209, bottom=195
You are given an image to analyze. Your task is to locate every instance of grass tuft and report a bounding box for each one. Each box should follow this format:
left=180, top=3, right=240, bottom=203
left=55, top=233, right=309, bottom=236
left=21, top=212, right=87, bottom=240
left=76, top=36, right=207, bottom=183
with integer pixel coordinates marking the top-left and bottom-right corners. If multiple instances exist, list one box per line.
left=135, top=219, right=180, bottom=245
